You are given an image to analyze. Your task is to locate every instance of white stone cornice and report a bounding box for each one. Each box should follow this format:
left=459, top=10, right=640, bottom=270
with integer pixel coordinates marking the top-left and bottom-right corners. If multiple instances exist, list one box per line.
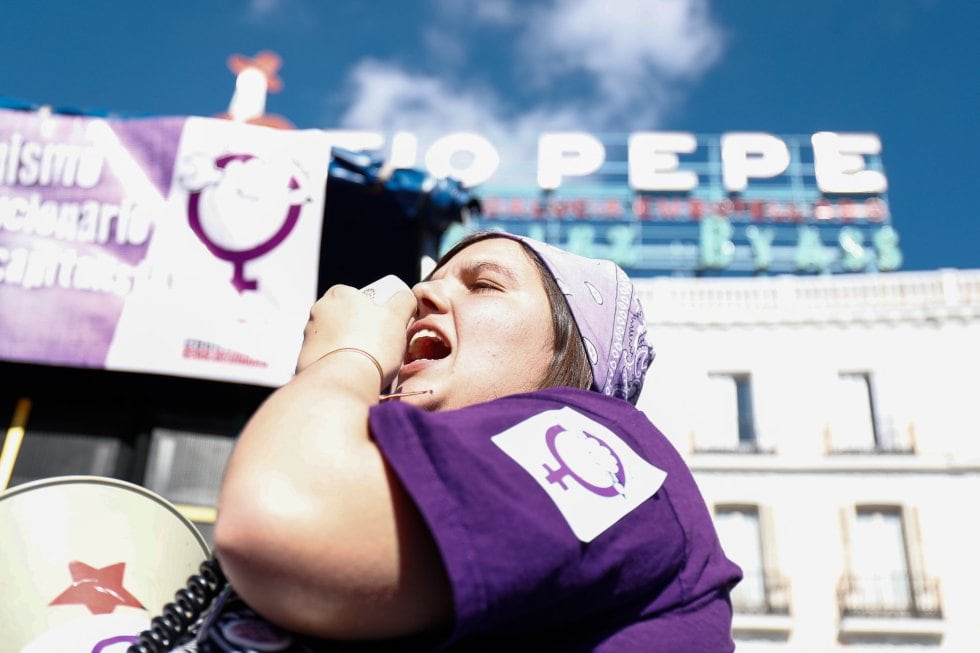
left=636, top=269, right=980, bottom=326
left=687, top=453, right=980, bottom=474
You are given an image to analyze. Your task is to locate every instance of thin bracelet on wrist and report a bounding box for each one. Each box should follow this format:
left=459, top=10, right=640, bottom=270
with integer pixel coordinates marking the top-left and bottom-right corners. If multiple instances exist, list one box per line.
left=318, top=347, right=384, bottom=388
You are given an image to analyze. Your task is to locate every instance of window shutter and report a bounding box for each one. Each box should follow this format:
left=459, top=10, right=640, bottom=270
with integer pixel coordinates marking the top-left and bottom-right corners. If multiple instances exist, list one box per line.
left=902, top=506, right=926, bottom=579
left=760, top=504, right=779, bottom=572
left=837, top=505, right=854, bottom=613
left=759, top=504, right=787, bottom=613
left=838, top=505, right=854, bottom=571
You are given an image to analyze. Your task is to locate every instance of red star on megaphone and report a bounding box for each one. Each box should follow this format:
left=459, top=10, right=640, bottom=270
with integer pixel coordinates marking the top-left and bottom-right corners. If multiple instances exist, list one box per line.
left=49, top=561, right=144, bottom=615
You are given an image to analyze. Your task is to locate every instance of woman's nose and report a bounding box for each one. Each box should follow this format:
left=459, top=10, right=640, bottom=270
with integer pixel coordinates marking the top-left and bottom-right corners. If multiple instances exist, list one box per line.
left=413, top=279, right=449, bottom=315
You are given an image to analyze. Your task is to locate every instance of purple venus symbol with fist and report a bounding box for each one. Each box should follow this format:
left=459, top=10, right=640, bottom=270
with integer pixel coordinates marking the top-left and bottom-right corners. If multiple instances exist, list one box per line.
left=542, top=424, right=627, bottom=498
left=183, top=152, right=309, bottom=293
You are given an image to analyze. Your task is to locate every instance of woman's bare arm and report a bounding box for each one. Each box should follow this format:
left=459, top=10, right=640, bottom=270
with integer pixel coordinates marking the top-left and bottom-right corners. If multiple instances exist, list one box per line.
left=213, top=286, right=452, bottom=639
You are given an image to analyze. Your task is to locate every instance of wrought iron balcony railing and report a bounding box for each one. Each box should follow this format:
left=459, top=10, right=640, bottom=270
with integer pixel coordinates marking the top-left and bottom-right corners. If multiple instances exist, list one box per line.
left=826, top=422, right=916, bottom=455
left=693, top=439, right=775, bottom=455
left=731, top=570, right=791, bottom=615
left=837, top=572, right=942, bottom=619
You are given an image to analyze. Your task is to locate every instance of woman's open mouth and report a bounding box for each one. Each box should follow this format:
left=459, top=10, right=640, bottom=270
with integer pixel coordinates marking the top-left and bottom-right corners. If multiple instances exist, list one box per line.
left=405, top=328, right=451, bottom=364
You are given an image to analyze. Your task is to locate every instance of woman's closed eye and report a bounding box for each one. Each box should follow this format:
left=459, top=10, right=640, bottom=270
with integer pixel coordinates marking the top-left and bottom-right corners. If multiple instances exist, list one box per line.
left=471, top=279, right=503, bottom=293
left=462, top=261, right=517, bottom=293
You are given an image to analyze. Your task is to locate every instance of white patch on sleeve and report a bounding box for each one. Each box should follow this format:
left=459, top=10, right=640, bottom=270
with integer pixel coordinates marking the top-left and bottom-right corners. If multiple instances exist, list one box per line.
left=491, top=407, right=666, bottom=542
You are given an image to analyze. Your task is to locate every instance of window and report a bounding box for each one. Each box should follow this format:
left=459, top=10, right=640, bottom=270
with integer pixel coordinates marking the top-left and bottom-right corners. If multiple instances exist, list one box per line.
left=9, top=430, right=122, bottom=488
left=0, top=363, right=266, bottom=548
left=697, top=373, right=763, bottom=452
left=714, top=505, right=789, bottom=615
left=838, top=505, right=941, bottom=619
left=830, top=372, right=912, bottom=454
left=142, top=428, right=235, bottom=546
left=1, top=395, right=136, bottom=491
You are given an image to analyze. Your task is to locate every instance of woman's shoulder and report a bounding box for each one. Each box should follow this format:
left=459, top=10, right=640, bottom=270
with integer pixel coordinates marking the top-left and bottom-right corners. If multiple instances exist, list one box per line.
left=512, top=385, right=644, bottom=412
left=500, top=386, right=663, bottom=441
left=478, top=385, right=648, bottom=420
left=372, top=386, right=660, bottom=449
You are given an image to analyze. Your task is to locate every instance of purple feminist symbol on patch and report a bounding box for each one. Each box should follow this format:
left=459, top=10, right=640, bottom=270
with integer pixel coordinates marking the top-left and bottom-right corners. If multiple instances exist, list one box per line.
left=542, top=424, right=626, bottom=497
left=185, top=153, right=306, bottom=293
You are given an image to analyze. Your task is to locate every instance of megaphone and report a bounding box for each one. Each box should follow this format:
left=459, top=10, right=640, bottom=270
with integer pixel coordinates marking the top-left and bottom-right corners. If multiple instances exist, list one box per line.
left=0, top=476, right=210, bottom=653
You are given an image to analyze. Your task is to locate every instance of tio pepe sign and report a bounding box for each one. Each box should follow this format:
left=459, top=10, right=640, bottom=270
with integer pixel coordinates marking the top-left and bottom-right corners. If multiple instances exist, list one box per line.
left=317, top=129, right=898, bottom=275
left=316, top=129, right=887, bottom=193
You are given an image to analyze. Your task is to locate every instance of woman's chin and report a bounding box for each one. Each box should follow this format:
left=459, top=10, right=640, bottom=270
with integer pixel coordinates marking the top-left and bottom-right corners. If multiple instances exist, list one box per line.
left=390, top=373, right=441, bottom=410
left=401, top=391, right=440, bottom=411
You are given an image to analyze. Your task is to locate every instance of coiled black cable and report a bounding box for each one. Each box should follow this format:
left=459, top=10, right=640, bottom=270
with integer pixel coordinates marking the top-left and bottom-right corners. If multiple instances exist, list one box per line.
left=127, top=557, right=226, bottom=653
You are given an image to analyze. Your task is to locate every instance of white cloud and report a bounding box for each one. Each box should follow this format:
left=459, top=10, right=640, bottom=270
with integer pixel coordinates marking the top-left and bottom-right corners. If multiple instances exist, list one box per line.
left=528, top=0, right=722, bottom=81
left=522, top=0, right=724, bottom=123
left=431, top=0, right=518, bottom=26
left=338, top=0, right=724, bottom=135
left=338, top=60, right=584, bottom=182
left=472, top=0, right=519, bottom=25
left=339, top=59, right=505, bottom=133
left=422, top=26, right=468, bottom=67
left=338, top=60, right=589, bottom=137
left=243, top=0, right=315, bottom=25
left=247, top=0, right=282, bottom=19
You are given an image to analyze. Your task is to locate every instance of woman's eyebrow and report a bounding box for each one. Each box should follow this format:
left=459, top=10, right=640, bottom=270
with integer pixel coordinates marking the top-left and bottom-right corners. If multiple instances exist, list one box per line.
left=466, top=260, right=518, bottom=281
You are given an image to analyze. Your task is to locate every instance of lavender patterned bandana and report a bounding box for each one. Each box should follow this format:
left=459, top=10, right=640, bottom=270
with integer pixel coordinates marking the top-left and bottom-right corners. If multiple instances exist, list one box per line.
left=501, top=234, right=654, bottom=404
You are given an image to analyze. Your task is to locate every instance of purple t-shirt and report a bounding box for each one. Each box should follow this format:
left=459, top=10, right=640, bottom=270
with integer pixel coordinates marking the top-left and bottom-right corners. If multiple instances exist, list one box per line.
left=368, top=386, right=742, bottom=651
left=182, top=386, right=740, bottom=653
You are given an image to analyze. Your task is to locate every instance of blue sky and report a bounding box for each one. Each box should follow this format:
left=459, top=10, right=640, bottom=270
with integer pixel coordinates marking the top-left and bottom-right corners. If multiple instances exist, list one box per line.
left=2, top=0, right=976, bottom=271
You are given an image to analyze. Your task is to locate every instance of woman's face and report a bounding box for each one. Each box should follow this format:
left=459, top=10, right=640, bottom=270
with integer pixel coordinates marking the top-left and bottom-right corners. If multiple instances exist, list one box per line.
left=396, top=237, right=555, bottom=411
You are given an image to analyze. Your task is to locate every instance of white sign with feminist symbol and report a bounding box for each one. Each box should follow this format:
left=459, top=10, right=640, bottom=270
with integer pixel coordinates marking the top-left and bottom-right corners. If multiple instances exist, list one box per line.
left=491, top=407, right=666, bottom=542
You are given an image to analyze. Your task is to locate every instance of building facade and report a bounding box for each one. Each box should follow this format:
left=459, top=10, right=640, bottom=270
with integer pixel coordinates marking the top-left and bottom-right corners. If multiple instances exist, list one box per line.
left=635, top=268, right=980, bottom=651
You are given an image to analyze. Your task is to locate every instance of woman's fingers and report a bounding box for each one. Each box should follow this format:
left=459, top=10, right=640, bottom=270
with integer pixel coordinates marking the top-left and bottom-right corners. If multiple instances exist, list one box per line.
left=295, top=283, right=417, bottom=376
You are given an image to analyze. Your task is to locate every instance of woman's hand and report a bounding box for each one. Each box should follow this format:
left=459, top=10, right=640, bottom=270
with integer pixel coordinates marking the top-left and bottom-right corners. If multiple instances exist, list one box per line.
left=295, top=282, right=417, bottom=389
left=216, top=277, right=451, bottom=639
